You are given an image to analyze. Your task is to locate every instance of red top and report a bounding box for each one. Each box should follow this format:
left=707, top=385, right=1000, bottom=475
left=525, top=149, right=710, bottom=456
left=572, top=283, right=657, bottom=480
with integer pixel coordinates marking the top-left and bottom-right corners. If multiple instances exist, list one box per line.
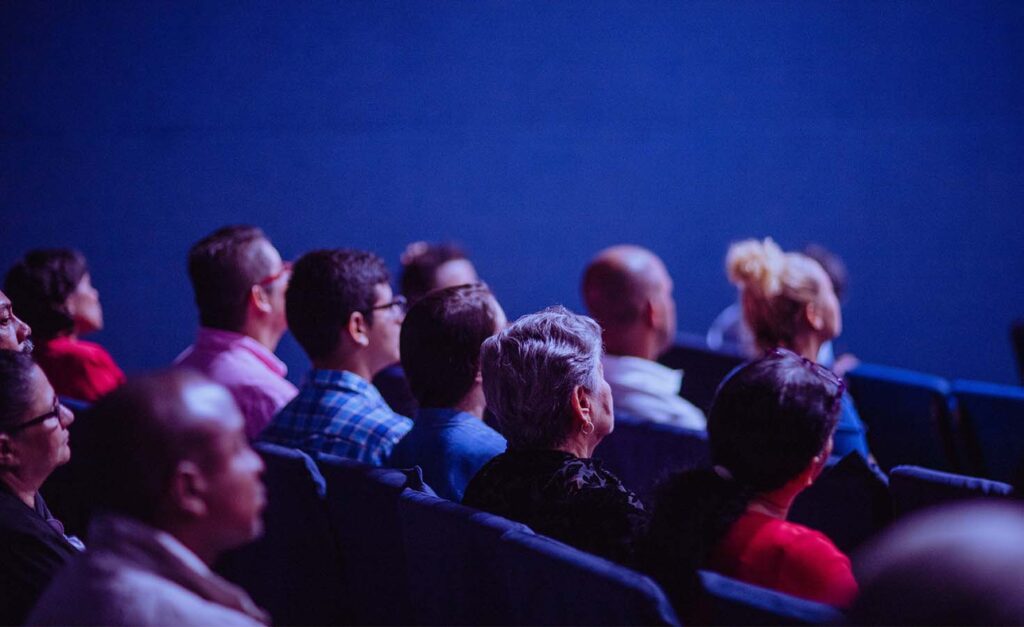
left=36, top=337, right=126, bottom=402
left=708, top=510, right=858, bottom=608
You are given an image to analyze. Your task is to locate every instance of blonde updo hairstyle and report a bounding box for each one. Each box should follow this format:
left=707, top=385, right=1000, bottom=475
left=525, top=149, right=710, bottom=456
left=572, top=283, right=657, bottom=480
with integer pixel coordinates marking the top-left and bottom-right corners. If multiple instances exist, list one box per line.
left=726, top=238, right=831, bottom=353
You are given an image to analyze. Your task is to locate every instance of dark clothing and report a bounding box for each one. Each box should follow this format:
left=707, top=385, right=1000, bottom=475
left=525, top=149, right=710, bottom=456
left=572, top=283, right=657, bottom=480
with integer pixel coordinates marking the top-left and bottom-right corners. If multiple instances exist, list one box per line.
left=462, top=449, right=649, bottom=565
left=0, top=486, right=79, bottom=625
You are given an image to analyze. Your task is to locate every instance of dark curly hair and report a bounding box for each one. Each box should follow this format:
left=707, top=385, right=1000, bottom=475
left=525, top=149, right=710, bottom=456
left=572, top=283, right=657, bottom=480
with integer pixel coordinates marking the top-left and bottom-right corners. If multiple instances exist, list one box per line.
left=637, top=348, right=844, bottom=613
left=286, top=249, right=390, bottom=361
left=3, top=249, right=88, bottom=341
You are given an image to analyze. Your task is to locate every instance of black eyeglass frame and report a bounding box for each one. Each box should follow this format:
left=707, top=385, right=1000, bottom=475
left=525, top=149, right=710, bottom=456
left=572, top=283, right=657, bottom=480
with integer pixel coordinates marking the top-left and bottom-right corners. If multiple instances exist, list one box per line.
left=0, top=397, right=62, bottom=434
left=365, top=295, right=408, bottom=316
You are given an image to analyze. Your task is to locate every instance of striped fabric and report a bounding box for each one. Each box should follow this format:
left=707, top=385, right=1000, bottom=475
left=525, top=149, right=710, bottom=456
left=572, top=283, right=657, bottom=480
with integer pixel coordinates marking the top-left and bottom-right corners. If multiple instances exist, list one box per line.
left=260, top=369, right=412, bottom=466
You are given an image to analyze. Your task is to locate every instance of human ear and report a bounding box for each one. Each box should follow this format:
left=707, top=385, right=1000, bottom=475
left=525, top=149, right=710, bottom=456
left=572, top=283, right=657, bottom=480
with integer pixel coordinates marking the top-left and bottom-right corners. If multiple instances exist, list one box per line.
left=569, top=385, right=594, bottom=432
left=248, top=285, right=273, bottom=315
left=347, top=311, right=370, bottom=348
left=169, top=460, right=209, bottom=518
left=0, top=435, right=16, bottom=466
left=804, top=301, right=824, bottom=331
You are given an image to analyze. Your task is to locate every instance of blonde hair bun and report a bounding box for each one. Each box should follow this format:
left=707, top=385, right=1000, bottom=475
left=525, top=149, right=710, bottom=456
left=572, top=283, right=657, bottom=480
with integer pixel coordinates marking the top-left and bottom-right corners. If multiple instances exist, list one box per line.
left=726, top=237, right=786, bottom=297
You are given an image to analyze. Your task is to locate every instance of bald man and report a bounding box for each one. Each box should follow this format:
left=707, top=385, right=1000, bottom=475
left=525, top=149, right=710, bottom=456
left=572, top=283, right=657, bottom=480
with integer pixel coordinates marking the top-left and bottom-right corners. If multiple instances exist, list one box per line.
left=582, top=245, right=705, bottom=430
left=30, top=371, right=269, bottom=626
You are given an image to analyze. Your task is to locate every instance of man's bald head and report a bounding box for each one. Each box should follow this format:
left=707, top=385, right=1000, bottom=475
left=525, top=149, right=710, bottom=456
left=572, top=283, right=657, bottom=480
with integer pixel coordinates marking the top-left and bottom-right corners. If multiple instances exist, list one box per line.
left=80, top=370, right=243, bottom=524
left=582, top=245, right=668, bottom=324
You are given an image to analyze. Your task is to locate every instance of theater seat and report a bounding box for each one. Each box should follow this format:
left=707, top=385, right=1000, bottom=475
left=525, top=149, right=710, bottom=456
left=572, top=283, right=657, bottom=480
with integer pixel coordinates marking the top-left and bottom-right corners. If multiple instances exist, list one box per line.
left=398, top=490, right=531, bottom=625
left=952, top=379, right=1024, bottom=483
left=596, top=413, right=710, bottom=503
left=889, top=465, right=1014, bottom=518
left=216, top=442, right=346, bottom=625
left=658, top=336, right=745, bottom=414
left=789, top=452, right=892, bottom=554
left=496, top=530, right=680, bottom=626
left=317, top=455, right=432, bottom=625
left=697, top=571, right=845, bottom=626
left=845, top=362, right=956, bottom=472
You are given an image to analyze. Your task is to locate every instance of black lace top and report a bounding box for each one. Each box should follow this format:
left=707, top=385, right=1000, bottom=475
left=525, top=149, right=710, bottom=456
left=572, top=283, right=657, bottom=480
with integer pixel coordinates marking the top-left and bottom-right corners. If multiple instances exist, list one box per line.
left=462, top=449, right=649, bottom=566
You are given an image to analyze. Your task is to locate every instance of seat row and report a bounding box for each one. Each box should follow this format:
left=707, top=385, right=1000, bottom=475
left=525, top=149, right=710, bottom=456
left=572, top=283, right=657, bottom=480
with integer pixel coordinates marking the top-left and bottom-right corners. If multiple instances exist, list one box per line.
left=660, top=338, right=1024, bottom=482
left=217, top=443, right=848, bottom=626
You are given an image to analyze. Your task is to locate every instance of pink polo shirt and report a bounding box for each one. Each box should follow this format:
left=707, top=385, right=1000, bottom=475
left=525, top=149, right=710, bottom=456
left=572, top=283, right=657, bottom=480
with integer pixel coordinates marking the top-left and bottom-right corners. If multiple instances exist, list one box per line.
left=174, top=328, right=298, bottom=439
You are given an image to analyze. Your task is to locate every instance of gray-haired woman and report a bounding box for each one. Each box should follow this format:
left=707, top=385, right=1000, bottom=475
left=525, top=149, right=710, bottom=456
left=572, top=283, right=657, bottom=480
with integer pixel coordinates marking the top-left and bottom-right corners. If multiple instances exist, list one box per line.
left=462, top=306, right=647, bottom=565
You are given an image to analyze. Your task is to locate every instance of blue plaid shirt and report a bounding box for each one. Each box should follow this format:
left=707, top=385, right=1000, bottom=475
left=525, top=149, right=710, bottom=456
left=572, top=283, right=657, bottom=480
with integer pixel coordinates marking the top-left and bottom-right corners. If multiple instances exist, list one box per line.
left=260, top=369, right=413, bottom=466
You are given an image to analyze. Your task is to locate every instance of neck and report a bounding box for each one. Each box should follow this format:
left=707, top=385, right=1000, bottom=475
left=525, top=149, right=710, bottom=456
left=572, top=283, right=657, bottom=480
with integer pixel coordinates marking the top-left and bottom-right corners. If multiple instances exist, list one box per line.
left=452, top=385, right=486, bottom=419
left=239, top=320, right=282, bottom=352
left=313, top=353, right=373, bottom=381
left=0, top=473, right=39, bottom=509
left=161, top=524, right=220, bottom=566
left=747, top=491, right=795, bottom=520
left=789, top=334, right=823, bottom=363
left=603, top=329, right=660, bottom=362
left=556, top=435, right=595, bottom=460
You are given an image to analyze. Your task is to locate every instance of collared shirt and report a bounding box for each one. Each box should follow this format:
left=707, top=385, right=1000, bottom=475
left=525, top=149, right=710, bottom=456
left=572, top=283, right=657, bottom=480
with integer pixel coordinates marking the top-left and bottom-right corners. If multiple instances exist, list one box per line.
left=29, top=514, right=268, bottom=626
left=601, top=354, right=707, bottom=430
left=174, top=328, right=298, bottom=439
left=260, top=369, right=413, bottom=466
left=390, top=407, right=507, bottom=501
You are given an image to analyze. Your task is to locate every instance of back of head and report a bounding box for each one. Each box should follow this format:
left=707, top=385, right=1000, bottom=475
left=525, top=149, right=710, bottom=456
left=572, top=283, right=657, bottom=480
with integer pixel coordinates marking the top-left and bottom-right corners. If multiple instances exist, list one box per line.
left=400, top=283, right=502, bottom=408
left=399, top=241, right=471, bottom=304
left=480, top=305, right=602, bottom=450
left=581, top=244, right=662, bottom=330
left=4, top=248, right=88, bottom=341
left=78, top=370, right=223, bottom=524
left=286, top=248, right=390, bottom=361
left=802, top=243, right=848, bottom=302
left=640, top=349, right=843, bottom=608
left=187, top=225, right=274, bottom=331
left=726, top=238, right=828, bottom=352
left=852, top=502, right=1024, bottom=625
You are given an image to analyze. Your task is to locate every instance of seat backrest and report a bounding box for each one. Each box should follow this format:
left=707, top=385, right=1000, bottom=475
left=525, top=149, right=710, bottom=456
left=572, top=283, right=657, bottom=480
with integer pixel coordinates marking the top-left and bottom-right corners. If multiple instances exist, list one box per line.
left=399, top=490, right=532, bottom=625
left=496, top=530, right=680, bottom=626
left=657, top=339, right=745, bottom=414
left=216, top=442, right=346, bottom=625
left=596, top=414, right=710, bottom=503
left=845, top=362, right=956, bottom=472
left=1011, top=319, right=1024, bottom=386
left=889, top=464, right=1014, bottom=518
left=317, top=454, right=429, bottom=625
left=952, top=379, right=1024, bottom=483
left=789, top=452, right=892, bottom=554
left=697, top=571, right=845, bottom=626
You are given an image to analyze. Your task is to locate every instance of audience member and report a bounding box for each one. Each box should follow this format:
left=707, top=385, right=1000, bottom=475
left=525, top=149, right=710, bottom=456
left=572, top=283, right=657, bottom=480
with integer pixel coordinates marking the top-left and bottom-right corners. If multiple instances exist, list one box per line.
left=851, top=502, right=1024, bottom=625
left=390, top=284, right=508, bottom=500
left=0, top=288, right=34, bottom=353
left=375, top=241, right=480, bottom=417
left=174, top=225, right=298, bottom=439
left=260, top=249, right=412, bottom=465
left=0, top=351, right=81, bottom=625
left=29, top=370, right=269, bottom=626
left=462, top=306, right=648, bottom=565
left=4, top=249, right=125, bottom=401
left=725, top=237, right=870, bottom=460
left=639, top=349, right=857, bottom=612
left=582, top=245, right=705, bottom=429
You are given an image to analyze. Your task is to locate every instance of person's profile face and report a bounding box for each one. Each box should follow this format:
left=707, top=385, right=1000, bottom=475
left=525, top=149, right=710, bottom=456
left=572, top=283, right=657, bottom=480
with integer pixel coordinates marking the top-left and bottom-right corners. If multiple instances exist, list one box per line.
left=811, top=265, right=842, bottom=341
left=4, top=365, right=74, bottom=480
left=0, top=291, right=33, bottom=353
left=652, top=260, right=677, bottom=352
left=589, top=361, right=615, bottom=442
left=192, top=389, right=266, bottom=548
left=65, top=273, right=104, bottom=335
left=366, top=282, right=404, bottom=374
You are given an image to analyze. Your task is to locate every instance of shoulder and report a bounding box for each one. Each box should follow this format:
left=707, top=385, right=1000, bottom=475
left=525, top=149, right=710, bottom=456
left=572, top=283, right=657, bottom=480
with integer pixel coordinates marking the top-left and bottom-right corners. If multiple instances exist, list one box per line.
left=764, top=519, right=858, bottom=606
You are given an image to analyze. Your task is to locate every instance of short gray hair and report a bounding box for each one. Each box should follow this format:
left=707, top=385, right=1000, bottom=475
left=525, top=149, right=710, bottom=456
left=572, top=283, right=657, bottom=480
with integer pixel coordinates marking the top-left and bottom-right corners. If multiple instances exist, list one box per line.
left=480, top=305, right=603, bottom=450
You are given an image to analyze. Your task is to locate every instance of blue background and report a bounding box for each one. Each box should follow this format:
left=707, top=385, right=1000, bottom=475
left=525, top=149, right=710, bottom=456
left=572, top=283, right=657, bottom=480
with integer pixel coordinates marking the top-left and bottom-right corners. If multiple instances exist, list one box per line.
left=2, top=1, right=1022, bottom=385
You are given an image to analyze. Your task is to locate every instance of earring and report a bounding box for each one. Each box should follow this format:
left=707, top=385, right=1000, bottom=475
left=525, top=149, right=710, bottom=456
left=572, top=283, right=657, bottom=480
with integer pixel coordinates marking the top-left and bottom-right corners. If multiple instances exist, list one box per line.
left=581, top=421, right=595, bottom=436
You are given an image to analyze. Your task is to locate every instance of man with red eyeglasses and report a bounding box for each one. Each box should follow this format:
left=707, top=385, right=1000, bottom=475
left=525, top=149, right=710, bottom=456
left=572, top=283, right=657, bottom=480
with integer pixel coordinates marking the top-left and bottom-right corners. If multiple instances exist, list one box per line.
left=174, top=225, right=297, bottom=439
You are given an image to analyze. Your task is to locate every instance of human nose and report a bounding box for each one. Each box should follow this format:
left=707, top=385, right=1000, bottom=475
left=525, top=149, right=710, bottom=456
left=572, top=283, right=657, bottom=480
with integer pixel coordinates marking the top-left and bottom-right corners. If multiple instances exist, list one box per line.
left=59, top=403, right=75, bottom=428
left=15, top=316, right=31, bottom=343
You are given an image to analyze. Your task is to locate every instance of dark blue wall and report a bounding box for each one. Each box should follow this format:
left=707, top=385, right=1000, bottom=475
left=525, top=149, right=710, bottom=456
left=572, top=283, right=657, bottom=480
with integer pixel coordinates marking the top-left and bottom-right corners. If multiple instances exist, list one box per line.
left=2, top=1, right=1022, bottom=384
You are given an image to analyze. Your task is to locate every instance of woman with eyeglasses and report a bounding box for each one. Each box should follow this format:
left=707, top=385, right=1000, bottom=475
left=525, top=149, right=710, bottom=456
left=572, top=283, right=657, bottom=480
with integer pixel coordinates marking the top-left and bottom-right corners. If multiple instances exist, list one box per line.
left=0, top=351, right=82, bottom=625
left=4, top=248, right=125, bottom=402
left=638, top=349, right=858, bottom=615
left=725, top=237, right=870, bottom=461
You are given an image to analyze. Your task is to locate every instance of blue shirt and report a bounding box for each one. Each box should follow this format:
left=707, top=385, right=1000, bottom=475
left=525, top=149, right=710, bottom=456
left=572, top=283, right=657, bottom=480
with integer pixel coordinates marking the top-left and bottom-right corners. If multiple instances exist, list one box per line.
left=390, top=408, right=507, bottom=501
left=833, top=392, right=870, bottom=460
left=260, top=369, right=412, bottom=466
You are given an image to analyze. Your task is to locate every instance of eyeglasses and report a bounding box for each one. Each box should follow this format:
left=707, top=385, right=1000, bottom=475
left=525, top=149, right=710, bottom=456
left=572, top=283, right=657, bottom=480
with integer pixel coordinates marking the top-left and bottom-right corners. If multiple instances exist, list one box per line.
left=1, top=397, right=63, bottom=434
left=367, top=295, right=408, bottom=316
left=257, top=261, right=293, bottom=287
